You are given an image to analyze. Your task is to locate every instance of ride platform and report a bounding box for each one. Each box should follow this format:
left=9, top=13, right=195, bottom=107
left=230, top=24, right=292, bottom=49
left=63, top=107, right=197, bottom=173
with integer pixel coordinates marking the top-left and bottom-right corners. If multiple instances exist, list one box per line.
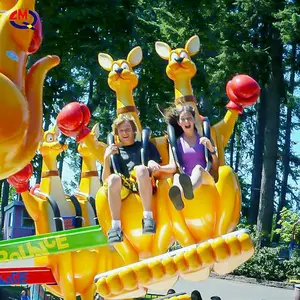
left=94, top=230, right=254, bottom=299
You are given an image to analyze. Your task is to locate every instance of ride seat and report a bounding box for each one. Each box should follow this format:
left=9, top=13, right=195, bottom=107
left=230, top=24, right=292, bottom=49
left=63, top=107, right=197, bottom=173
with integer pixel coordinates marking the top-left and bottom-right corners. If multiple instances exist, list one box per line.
left=167, top=116, right=214, bottom=175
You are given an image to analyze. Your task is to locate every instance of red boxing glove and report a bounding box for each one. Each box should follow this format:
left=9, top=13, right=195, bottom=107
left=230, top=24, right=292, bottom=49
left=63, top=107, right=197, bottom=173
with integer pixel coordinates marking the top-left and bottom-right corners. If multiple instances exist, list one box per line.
left=7, top=164, right=33, bottom=193
left=57, top=102, right=91, bottom=141
left=226, top=75, right=260, bottom=114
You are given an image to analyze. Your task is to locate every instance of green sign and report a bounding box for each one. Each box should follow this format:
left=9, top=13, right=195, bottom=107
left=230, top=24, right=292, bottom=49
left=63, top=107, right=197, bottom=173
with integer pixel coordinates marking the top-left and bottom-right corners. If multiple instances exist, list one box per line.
left=0, top=226, right=107, bottom=262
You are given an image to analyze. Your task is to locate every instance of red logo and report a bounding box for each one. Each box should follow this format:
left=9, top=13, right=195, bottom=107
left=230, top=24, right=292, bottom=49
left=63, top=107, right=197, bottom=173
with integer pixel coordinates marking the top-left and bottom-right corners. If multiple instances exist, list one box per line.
left=9, top=9, right=37, bottom=30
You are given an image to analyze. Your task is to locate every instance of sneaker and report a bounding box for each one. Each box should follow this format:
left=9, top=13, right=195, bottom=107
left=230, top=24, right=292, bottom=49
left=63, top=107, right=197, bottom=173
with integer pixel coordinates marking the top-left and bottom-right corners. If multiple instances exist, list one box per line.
left=179, top=173, right=194, bottom=200
left=107, top=227, right=123, bottom=244
left=142, top=217, right=156, bottom=234
left=169, top=186, right=184, bottom=210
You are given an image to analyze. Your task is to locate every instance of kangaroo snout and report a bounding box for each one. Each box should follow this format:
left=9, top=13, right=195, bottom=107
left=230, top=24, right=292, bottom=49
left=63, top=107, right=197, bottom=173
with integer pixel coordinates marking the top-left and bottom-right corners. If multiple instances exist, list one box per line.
left=175, top=57, right=184, bottom=63
left=115, top=67, right=123, bottom=74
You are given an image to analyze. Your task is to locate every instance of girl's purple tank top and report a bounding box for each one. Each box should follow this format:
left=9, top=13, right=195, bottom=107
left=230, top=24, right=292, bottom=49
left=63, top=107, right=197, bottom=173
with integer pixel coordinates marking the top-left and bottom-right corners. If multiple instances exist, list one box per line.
left=177, top=134, right=206, bottom=176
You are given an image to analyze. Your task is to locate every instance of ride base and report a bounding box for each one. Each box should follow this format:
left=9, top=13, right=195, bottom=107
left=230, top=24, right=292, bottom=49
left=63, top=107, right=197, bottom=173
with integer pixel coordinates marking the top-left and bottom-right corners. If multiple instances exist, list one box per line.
left=95, top=230, right=254, bottom=299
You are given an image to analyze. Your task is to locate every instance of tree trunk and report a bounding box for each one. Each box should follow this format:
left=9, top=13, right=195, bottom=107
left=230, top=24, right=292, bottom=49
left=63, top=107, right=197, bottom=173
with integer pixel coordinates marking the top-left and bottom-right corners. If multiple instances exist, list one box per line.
left=58, top=151, right=65, bottom=179
left=58, top=135, right=67, bottom=178
left=273, top=42, right=296, bottom=243
left=1, top=180, right=9, bottom=230
left=249, top=89, right=267, bottom=225
left=0, top=180, right=3, bottom=199
left=87, top=77, right=97, bottom=113
left=257, top=30, right=284, bottom=247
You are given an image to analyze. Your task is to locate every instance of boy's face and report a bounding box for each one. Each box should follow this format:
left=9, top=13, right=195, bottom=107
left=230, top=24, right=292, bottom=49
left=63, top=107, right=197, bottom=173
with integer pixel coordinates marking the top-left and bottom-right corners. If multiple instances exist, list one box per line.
left=117, top=121, right=135, bottom=146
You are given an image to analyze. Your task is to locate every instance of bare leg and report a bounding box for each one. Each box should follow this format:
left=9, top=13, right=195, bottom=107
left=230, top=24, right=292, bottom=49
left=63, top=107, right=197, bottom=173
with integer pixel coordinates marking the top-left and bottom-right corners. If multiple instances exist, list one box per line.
left=172, top=173, right=182, bottom=191
left=190, top=165, right=203, bottom=190
left=135, top=165, right=153, bottom=212
left=107, top=174, right=123, bottom=243
left=107, top=174, right=122, bottom=220
left=135, top=165, right=156, bottom=234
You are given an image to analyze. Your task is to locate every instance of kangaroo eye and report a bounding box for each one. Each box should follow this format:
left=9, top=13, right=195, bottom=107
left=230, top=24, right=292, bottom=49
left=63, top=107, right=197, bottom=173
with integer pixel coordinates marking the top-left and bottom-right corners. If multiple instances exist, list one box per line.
left=112, top=63, right=119, bottom=72
left=45, top=133, right=54, bottom=143
left=121, top=62, right=129, bottom=70
left=170, top=52, right=179, bottom=61
left=180, top=51, right=189, bottom=59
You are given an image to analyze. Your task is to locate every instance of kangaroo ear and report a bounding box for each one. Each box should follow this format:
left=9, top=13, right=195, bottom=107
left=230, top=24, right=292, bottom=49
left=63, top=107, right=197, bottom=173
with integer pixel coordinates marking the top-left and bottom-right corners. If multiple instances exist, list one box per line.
left=92, top=123, right=100, bottom=139
left=53, top=124, right=60, bottom=138
left=185, top=35, right=200, bottom=56
left=127, top=46, right=143, bottom=67
left=155, top=41, right=171, bottom=60
left=98, top=53, right=114, bottom=71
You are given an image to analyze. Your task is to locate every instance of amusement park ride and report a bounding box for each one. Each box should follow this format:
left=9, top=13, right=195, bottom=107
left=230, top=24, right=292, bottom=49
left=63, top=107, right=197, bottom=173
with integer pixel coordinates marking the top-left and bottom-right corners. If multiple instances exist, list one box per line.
left=0, top=0, right=261, bottom=299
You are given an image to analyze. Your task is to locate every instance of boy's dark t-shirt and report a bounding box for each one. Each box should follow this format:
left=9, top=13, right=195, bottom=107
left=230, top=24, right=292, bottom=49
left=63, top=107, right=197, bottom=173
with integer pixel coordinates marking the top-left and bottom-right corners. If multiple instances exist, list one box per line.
left=112, top=141, right=161, bottom=177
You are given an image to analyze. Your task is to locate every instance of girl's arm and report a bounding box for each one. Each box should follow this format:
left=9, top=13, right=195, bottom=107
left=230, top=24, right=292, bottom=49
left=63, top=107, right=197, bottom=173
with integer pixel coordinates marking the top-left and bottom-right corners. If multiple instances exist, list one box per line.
left=160, top=144, right=177, bottom=173
left=154, top=144, right=177, bottom=178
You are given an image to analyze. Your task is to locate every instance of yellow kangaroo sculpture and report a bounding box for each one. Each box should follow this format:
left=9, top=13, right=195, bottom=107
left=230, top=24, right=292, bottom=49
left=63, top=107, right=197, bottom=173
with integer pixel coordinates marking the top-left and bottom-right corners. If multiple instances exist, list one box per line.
left=56, top=48, right=174, bottom=298
left=96, top=46, right=173, bottom=263
left=57, top=42, right=258, bottom=298
left=0, top=0, right=60, bottom=179
left=8, top=126, right=125, bottom=300
left=98, top=47, right=143, bottom=133
left=74, top=123, right=105, bottom=225
left=155, top=35, right=242, bottom=247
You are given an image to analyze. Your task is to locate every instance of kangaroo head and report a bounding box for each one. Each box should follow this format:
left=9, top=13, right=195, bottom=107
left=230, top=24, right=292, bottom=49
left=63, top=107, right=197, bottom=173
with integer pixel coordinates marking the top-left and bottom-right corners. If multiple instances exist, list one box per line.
left=39, top=125, right=67, bottom=157
left=78, top=123, right=99, bottom=158
left=98, top=46, right=143, bottom=92
left=155, top=35, right=200, bottom=81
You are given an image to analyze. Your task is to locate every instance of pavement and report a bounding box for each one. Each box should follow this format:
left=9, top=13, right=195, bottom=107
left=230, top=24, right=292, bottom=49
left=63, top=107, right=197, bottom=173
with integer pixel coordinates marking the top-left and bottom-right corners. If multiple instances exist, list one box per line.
left=151, top=277, right=293, bottom=300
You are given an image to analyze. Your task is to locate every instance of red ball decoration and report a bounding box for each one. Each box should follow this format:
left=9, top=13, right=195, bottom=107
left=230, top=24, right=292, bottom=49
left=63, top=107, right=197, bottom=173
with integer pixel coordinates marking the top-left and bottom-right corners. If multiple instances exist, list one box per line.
left=57, top=102, right=91, bottom=137
left=226, top=75, right=260, bottom=107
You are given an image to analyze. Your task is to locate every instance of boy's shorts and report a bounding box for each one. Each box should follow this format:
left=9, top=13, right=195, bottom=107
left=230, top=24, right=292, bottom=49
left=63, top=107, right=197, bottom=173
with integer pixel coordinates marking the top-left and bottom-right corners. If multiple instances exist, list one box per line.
left=103, top=168, right=157, bottom=200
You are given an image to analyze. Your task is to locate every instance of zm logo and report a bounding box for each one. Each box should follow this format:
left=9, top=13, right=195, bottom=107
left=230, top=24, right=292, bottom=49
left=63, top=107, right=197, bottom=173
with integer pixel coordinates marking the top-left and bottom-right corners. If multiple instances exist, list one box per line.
left=9, top=9, right=37, bottom=30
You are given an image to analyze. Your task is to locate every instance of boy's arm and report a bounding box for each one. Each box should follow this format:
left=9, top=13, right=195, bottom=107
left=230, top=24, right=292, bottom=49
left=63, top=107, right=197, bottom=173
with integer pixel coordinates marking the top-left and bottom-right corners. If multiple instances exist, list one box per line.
left=102, top=156, right=111, bottom=182
left=102, top=144, right=118, bottom=181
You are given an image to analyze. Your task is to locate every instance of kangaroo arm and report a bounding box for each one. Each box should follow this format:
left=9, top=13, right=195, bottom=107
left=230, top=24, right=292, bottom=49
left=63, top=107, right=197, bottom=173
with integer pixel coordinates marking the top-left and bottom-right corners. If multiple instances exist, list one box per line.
left=212, top=109, right=239, bottom=166
left=81, top=134, right=106, bottom=165
left=21, top=191, right=40, bottom=220
left=23, top=55, right=60, bottom=157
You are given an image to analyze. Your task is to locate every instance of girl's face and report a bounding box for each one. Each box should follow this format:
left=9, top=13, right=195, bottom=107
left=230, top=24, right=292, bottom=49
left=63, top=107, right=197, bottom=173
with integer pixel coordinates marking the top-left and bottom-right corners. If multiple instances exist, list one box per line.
left=178, top=111, right=195, bottom=133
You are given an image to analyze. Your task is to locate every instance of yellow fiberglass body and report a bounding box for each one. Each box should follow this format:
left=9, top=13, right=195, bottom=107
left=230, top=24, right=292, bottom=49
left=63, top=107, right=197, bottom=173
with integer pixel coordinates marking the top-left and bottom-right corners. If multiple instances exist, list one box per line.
left=0, top=0, right=59, bottom=179
left=35, top=127, right=124, bottom=300
left=8, top=126, right=125, bottom=300
left=168, top=165, right=241, bottom=247
left=94, top=47, right=174, bottom=264
left=155, top=35, right=243, bottom=247
left=96, top=173, right=173, bottom=263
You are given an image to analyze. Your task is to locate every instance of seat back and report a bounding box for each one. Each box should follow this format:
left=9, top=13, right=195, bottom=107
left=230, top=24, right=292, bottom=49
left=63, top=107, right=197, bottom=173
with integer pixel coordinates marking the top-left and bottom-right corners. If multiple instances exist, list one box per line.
left=167, top=117, right=213, bottom=173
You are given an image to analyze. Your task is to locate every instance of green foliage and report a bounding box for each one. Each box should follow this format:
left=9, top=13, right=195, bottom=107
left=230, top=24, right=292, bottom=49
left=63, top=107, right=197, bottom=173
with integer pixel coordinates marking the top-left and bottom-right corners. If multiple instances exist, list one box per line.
left=274, top=207, right=300, bottom=243
left=233, top=246, right=300, bottom=281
